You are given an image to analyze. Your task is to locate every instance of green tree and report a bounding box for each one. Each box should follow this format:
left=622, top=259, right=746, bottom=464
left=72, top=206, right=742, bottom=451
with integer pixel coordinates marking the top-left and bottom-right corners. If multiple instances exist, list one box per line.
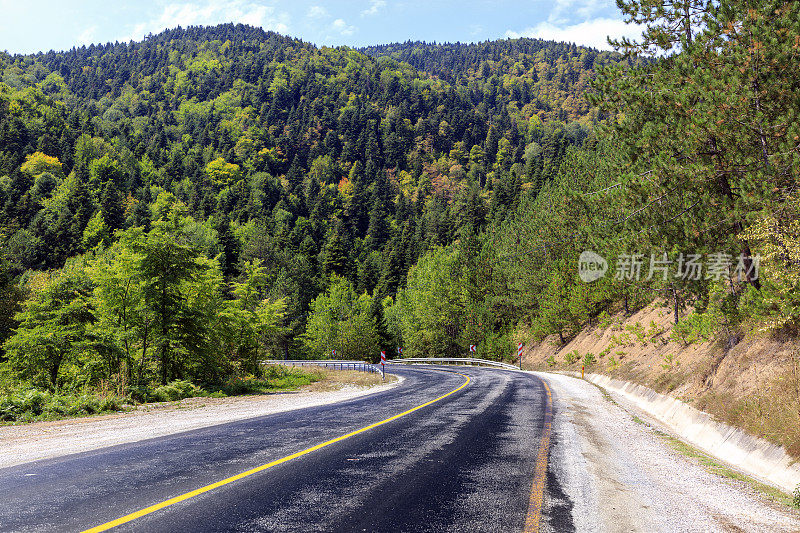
left=134, top=198, right=206, bottom=384
left=3, top=261, right=95, bottom=390
left=388, top=246, right=463, bottom=357
left=303, top=276, right=379, bottom=361
left=218, top=260, right=286, bottom=375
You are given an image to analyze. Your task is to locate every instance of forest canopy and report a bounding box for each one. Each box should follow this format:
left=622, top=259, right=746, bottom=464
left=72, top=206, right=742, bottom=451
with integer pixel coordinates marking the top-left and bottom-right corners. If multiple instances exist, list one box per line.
left=2, top=0, right=796, bottom=401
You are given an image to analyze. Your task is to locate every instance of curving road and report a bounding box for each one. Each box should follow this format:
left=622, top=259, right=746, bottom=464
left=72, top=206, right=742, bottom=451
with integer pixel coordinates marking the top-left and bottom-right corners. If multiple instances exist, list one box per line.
left=0, top=366, right=553, bottom=532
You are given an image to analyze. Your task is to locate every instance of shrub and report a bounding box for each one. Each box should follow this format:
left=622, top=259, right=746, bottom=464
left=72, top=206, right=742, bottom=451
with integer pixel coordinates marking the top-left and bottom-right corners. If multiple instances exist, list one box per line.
left=127, top=385, right=151, bottom=403
left=597, top=311, right=614, bottom=330
left=0, top=388, right=128, bottom=422
left=671, top=311, right=720, bottom=346
left=151, top=380, right=203, bottom=402
left=564, top=350, right=580, bottom=365
left=546, top=355, right=557, bottom=367
left=44, top=395, right=72, bottom=416
left=647, top=320, right=665, bottom=340
left=625, top=323, right=647, bottom=344
left=20, top=389, right=50, bottom=416
left=583, top=353, right=596, bottom=367
left=610, top=332, right=633, bottom=348
left=74, top=394, right=101, bottom=414
left=99, top=396, right=122, bottom=412
left=171, top=380, right=201, bottom=398
left=0, top=395, right=18, bottom=421
left=661, top=353, right=679, bottom=370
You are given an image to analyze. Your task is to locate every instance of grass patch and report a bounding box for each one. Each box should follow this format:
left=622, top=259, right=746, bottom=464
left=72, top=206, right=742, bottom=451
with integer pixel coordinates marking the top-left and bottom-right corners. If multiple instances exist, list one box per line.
left=695, top=375, right=800, bottom=460
left=585, top=380, right=620, bottom=407
left=219, top=365, right=325, bottom=395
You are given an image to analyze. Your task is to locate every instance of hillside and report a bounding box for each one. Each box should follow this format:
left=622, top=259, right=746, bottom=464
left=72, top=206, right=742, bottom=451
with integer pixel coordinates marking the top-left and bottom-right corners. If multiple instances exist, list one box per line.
left=522, top=301, right=800, bottom=458
left=0, top=25, right=615, bottom=396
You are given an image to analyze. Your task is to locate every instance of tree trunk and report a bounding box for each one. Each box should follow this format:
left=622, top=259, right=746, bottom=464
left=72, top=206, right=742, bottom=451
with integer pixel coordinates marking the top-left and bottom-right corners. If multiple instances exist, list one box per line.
left=683, top=2, right=692, bottom=46
left=673, top=288, right=680, bottom=325
left=161, top=344, right=168, bottom=385
left=711, top=136, right=761, bottom=290
left=136, top=321, right=150, bottom=386
left=49, top=351, right=63, bottom=391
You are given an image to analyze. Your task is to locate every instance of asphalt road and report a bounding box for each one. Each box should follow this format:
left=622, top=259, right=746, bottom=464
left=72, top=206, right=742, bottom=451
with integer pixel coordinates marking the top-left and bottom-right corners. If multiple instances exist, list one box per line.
left=0, top=366, right=552, bottom=533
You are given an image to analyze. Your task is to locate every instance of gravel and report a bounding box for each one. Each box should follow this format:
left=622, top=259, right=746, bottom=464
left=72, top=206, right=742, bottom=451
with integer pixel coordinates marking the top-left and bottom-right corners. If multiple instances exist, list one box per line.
left=536, top=371, right=800, bottom=533
left=0, top=381, right=398, bottom=470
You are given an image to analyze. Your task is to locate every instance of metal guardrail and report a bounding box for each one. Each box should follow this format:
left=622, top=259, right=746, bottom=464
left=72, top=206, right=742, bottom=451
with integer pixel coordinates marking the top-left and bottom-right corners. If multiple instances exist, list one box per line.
left=387, top=357, right=521, bottom=370
left=262, top=359, right=383, bottom=375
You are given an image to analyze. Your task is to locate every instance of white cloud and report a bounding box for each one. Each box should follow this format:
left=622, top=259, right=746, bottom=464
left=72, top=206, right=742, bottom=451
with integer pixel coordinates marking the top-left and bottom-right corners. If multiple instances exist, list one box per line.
left=122, top=0, right=290, bottom=42
left=360, top=0, right=386, bottom=17
left=505, top=18, right=643, bottom=50
left=77, top=25, right=98, bottom=46
left=331, top=18, right=356, bottom=36
left=307, top=5, right=327, bottom=19
left=548, top=0, right=614, bottom=25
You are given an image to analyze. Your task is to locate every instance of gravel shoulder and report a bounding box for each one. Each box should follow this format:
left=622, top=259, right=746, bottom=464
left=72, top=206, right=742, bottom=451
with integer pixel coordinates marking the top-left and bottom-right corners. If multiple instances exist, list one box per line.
left=536, top=371, right=800, bottom=533
left=0, top=375, right=399, bottom=470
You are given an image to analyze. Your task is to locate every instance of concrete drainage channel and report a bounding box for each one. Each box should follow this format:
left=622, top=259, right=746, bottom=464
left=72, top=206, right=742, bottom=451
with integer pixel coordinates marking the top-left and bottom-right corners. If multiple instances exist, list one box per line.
left=566, top=371, right=800, bottom=495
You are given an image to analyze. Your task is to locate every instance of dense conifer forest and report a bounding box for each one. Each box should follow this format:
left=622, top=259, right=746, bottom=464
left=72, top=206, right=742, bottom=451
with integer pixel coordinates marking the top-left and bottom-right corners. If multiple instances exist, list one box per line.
left=1, top=0, right=798, bottom=411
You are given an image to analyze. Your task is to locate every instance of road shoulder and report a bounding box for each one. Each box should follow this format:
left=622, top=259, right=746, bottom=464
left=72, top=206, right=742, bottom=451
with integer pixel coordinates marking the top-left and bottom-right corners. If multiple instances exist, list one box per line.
left=0, top=375, right=400, bottom=470
left=534, top=371, right=800, bottom=533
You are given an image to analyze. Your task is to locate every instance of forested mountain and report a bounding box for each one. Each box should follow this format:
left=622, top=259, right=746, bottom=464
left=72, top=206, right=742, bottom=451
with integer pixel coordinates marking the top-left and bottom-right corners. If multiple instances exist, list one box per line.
left=0, top=24, right=615, bottom=394
left=2, top=0, right=799, bottom=412
left=361, top=39, right=621, bottom=123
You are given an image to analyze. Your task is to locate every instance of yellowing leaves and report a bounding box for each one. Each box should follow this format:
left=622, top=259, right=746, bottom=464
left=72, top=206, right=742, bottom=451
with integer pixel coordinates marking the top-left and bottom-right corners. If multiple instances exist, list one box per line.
left=20, top=152, right=63, bottom=178
left=205, top=157, right=242, bottom=187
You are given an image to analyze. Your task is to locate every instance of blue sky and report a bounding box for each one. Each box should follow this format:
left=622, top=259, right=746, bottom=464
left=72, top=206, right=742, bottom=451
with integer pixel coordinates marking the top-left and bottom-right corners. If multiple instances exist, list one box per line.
left=0, top=0, right=644, bottom=55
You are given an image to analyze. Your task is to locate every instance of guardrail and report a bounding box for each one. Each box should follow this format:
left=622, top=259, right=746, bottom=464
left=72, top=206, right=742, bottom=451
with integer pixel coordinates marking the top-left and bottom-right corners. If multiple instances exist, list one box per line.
left=387, top=357, right=521, bottom=370
left=261, top=359, right=383, bottom=375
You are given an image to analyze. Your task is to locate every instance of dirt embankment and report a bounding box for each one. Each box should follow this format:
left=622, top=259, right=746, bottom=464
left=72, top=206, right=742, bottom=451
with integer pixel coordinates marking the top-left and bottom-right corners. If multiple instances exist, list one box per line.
left=522, top=302, right=800, bottom=458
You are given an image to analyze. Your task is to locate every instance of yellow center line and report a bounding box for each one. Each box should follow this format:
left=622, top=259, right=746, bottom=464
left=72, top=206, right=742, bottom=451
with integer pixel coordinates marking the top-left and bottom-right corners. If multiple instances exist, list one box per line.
left=82, top=370, right=471, bottom=533
left=523, top=378, right=553, bottom=533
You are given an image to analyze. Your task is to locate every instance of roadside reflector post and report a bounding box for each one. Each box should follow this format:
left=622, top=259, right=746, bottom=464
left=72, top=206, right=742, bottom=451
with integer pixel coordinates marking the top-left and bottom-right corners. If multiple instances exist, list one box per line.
left=380, top=350, right=386, bottom=380
left=581, top=365, right=585, bottom=379
left=517, top=342, right=523, bottom=370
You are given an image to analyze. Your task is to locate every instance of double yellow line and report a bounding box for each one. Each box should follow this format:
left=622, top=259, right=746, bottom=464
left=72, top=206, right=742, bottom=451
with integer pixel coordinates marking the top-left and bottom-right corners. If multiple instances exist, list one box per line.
left=82, top=371, right=471, bottom=532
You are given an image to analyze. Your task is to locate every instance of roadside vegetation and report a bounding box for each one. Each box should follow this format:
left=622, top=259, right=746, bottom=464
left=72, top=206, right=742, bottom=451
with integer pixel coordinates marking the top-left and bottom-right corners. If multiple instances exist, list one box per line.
left=0, top=364, right=324, bottom=424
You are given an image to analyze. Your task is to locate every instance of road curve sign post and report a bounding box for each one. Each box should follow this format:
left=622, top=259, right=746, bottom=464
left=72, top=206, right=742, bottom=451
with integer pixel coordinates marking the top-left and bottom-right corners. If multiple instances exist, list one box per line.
left=380, top=351, right=386, bottom=380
